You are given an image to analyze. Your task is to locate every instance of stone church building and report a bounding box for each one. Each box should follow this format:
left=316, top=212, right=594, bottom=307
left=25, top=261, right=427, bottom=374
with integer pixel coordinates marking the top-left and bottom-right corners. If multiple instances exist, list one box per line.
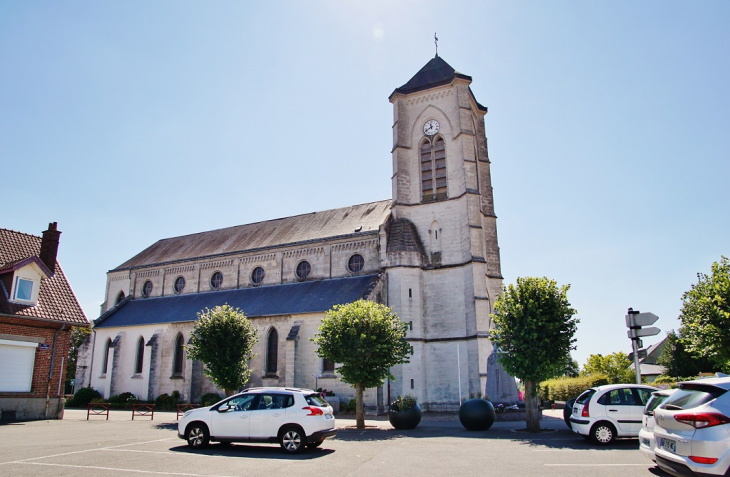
left=76, top=55, right=518, bottom=411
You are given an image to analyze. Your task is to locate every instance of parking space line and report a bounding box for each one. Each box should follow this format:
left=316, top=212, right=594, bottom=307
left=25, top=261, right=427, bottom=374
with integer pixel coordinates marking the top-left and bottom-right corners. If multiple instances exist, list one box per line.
left=545, top=464, right=649, bottom=466
left=14, top=461, right=238, bottom=476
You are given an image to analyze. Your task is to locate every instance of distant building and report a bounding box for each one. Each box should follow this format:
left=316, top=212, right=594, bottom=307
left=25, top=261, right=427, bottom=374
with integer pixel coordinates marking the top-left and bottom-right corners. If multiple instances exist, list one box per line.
left=630, top=338, right=668, bottom=382
left=0, top=223, right=89, bottom=421
left=76, top=55, right=518, bottom=411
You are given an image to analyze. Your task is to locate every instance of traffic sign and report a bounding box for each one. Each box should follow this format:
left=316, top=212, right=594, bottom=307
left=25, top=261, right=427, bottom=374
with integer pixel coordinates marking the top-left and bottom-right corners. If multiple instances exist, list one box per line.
left=625, top=312, right=659, bottom=328
left=627, top=326, right=661, bottom=339
left=628, top=349, right=648, bottom=361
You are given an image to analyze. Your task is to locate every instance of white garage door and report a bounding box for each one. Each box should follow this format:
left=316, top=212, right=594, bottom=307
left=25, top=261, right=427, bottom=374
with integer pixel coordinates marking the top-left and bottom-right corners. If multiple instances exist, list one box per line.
left=0, top=339, right=39, bottom=392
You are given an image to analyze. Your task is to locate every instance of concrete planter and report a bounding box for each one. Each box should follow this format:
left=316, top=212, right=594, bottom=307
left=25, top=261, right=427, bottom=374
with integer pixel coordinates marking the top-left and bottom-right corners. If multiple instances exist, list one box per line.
left=388, top=402, right=422, bottom=429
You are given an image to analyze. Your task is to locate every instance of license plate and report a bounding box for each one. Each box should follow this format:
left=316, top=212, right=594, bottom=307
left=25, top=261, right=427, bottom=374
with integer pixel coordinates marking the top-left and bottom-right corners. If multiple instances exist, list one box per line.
left=572, top=407, right=578, bottom=415
left=641, top=437, right=650, bottom=447
left=660, top=438, right=676, bottom=454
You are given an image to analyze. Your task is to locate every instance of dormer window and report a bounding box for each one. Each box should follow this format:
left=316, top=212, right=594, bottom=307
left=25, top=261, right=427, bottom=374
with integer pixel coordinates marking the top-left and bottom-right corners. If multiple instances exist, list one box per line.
left=12, top=277, right=34, bottom=302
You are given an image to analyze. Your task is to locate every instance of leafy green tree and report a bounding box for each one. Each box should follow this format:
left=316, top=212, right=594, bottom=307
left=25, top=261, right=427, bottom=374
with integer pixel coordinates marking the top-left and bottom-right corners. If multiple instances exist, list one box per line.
left=186, top=304, right=259, bottom=396
left=677, top=257, right=730, bottom=373
left=313, top=300, right=411, bottom=429
left=66, top=326, right=91, bottom=392
left=581, top=352, right=635, bottom=384
left=563, top=355, right=581, bottom=378
left=489, top=277, right=578, bottom=432
left=656, top=330, right=716, bottom=379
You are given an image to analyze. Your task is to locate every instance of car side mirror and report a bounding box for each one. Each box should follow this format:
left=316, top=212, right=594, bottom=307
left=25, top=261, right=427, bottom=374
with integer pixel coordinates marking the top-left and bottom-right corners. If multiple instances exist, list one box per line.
left=217, top=405, right=230, bottom=413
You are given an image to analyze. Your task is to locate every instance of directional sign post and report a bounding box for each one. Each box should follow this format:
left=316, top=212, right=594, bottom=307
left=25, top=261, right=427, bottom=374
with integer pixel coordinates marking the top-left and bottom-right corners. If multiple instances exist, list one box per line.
left=626, top=308, right=661, bottom=384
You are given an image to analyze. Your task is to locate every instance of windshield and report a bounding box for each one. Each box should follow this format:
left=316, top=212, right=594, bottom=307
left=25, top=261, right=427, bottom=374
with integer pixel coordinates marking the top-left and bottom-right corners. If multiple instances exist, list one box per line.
left=575, top=389, right=596, bottom=405
left=660, top=384, right=726, bottom=411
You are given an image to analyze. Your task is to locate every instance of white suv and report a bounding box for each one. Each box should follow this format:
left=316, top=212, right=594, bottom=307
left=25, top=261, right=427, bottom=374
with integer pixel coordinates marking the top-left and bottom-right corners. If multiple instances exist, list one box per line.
left=570, top=383, right=658, bottom=444
left=652, top=376, right=730, bottom=477
left=178, top=387, right=337, bottom=453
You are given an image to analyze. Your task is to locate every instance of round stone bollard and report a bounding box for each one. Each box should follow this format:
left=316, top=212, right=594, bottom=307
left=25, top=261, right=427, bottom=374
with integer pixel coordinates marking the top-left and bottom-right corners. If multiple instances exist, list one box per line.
left=459, top=398, right=496, bottom=431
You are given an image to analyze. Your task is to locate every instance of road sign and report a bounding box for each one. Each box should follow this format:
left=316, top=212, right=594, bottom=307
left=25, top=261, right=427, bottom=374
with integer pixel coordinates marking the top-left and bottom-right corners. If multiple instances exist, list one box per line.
left=627, top=326, right=661, bottom=339
left=625, top=312, right=659, bottom=328
left=628, top=349, right=648, bottom=361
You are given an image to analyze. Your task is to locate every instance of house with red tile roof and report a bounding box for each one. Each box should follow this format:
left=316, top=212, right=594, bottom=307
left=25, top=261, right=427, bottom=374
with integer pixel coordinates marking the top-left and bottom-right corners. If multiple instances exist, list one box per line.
left=0, top=222, right=89, bottom=422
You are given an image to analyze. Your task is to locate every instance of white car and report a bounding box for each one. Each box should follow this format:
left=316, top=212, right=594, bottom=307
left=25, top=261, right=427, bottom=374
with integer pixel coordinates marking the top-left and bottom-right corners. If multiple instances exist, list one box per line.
left=652, top=376, right=730, bottom=477
left=178, top=387, right=337, bottom=453
left=570, top=383, right=658, bottom=444
left=639, top=388, right=678, bottom=461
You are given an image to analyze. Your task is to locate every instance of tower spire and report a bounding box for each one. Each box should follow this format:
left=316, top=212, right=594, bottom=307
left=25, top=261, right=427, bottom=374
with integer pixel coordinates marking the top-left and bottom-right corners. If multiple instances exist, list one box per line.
left=434, top=32, right=439, bottom=57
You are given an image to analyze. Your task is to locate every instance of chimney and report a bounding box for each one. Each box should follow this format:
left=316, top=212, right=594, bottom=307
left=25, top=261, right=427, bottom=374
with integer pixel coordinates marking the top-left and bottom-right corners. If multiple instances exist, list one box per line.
left=39, top=222, right=62, bottom=274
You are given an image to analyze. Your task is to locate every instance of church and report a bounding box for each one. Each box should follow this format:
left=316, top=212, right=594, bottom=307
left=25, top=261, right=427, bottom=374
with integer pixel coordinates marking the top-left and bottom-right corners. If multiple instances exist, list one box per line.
left=75, top=54, right=519, bottom=412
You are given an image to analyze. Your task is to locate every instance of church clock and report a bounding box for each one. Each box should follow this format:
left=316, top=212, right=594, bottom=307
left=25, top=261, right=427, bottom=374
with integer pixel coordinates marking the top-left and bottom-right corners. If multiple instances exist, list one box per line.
left=423, top=119, right=440, bottom=136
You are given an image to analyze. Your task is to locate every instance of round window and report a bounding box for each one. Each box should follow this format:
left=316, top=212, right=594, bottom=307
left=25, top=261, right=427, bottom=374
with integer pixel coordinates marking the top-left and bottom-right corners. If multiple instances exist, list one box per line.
left=142, top=280, right=153, bottom=297
left=296, top=261, right=311, bottom=280
left=348, top=254, right=364, bottom=273
left=174, top=276, right=186, bottom=294
left=210, top=271, right=223, bottom=290
left=251, top=266, right=265, bottom=285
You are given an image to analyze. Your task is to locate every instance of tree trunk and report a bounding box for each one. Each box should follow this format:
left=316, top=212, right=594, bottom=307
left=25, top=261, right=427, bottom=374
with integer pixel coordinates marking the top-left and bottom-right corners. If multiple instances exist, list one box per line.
left=524, top=380, right=541, bottom=433
left=355, top=383, right=365, bottom=429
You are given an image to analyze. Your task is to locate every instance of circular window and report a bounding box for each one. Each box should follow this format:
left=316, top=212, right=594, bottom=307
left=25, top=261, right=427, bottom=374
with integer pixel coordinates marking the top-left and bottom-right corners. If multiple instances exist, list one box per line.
left=174, top=276, right=186, bottom=294
left=348, top=254, right=365, bottom=273
left=142, top=280, right=153, bottom=297
left=251, top=266, right=265, bottom=285
left=296, top=261, right=311, bottom=280
left=210, top=271, right=223, bottom=290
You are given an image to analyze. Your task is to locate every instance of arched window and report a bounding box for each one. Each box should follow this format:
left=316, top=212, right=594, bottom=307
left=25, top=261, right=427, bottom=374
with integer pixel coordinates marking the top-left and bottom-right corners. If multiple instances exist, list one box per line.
left=266, top=328, right=278, bottom=375
left=173, top=333, right=184, bottom=376
left=430, top=220, right=442, bottom=253
left=102, top=338, right=112, bottom=374
left=420, top=137, right=447, bottom=202
left=134, top=336, right=145, bottom=374
left=115, top=291, right=125, bottom=305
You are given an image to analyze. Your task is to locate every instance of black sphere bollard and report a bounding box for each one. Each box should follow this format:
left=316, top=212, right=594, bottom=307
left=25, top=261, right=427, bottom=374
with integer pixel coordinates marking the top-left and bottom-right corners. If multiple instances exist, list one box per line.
left=459, top=399, right=496, bottom=431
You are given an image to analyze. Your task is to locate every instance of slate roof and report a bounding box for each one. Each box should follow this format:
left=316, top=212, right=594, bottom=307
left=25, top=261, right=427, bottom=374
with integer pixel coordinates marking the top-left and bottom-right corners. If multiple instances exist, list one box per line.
left=0, top=228, right=88, bottom=325
left=114, top=200, right=392, bottom=271
left=386, top=218, right=425, bottom=255
left=94, top=274, right=381, bottom=328
left=389, top=56, right=487, bottom=112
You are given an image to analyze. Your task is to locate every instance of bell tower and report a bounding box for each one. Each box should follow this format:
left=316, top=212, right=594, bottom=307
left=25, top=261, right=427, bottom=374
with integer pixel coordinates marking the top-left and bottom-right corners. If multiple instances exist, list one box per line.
left=384, top=55, right=518, bottom=409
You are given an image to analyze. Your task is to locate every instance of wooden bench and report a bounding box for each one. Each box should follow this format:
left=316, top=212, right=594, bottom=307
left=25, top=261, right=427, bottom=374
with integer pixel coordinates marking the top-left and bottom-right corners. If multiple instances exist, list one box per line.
left=132, top=403, right=155, bottom=420
left=87, top=403, right=110, bottom=420
left=176, top=403, right=199, bottom=420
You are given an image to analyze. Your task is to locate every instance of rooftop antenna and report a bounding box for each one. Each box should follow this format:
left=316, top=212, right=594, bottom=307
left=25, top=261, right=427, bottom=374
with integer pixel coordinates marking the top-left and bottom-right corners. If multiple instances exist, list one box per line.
left=434, top=32, right=439, bottom=57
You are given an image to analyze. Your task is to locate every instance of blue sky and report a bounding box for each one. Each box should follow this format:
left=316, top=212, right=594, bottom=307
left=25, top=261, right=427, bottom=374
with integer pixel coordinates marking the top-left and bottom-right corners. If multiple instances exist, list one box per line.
left=2, top=1, right=728, bottom=367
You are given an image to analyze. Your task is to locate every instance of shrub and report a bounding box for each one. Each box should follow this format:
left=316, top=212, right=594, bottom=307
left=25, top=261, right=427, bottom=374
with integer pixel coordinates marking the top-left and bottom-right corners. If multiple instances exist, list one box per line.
left=390, top=394, right=418, bottom=412
left=68, top=387, right=102, bottom=407
left=539, top=374, right=610, bottom=402
left=109, top=392, right=138, bottom=404
left=200, top=393, right=222, bottom=407
left=155, top=391, right=181, bottom=410
left=346, top=398, right=357, bottom=412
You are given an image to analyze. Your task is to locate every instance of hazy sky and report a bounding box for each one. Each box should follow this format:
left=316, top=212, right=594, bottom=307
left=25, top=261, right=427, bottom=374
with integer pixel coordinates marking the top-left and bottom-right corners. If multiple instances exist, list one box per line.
left=2, top=1, right=728, bottom=367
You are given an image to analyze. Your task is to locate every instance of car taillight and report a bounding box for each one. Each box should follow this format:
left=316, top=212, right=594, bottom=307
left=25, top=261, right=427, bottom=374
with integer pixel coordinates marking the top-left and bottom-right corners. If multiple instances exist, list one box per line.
left=689, top=456, right=719, bottom=465
left=581, top=400, right=590, bottom=418
left=303, top=406, right=324, bottom=416
left=674, top=412, right=730, bottom=429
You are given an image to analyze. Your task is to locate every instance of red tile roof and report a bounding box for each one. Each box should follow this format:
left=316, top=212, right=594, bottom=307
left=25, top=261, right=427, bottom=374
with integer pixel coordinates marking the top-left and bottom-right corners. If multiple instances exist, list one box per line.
left=0, top=228, right=89, bottom=326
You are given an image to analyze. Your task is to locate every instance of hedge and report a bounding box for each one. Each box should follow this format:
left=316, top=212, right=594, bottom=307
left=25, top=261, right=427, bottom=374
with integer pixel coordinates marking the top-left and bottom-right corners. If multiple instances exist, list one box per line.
left=539, top=374, right=610, bottom=402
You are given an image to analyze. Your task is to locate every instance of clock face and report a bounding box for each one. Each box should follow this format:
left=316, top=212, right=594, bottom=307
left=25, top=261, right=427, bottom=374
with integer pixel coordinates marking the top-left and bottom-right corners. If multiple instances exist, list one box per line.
left=423, top=119, right=440, bottom=136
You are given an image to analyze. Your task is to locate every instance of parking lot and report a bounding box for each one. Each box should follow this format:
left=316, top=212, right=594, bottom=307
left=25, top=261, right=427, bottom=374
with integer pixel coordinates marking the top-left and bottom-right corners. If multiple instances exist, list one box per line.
left=0, top=409, right=667, bottom=477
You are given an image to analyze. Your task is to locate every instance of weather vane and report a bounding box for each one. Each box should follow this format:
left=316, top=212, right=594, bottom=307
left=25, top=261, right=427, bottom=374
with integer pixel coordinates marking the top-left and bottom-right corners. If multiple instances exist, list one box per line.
left=434, top=32, right=439, bottom=57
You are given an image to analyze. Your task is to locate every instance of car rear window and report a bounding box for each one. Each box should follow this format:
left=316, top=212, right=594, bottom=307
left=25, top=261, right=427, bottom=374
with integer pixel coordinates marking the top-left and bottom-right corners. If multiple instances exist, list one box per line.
left=575, top=389, right=596, bottom=405
left=645, top=393, right=671, bottom=415
left=661, top=384, right=727, bottom=411
left=305, top=394, right=329, bottom=407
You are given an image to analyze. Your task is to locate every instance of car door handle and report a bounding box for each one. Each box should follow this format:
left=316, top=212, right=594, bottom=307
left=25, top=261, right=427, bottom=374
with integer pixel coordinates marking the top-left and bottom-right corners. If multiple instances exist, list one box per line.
left=240, top=415, right=249, bottom=419
left=608, top=409, right=618, bottom=412
left=272, top=413, right=281, bottom=417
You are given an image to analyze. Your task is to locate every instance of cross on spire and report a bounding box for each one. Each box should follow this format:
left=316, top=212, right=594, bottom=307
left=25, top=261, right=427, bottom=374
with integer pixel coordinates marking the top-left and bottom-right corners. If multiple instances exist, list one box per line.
left=434, top=32, right=439, bottom=57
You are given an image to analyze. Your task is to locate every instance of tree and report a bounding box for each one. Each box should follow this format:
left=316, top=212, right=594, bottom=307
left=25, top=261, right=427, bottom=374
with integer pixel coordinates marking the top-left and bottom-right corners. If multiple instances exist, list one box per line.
left=656, top=330, right=717, bottom=379
left=313, top=300, right=411, bottom=429
left=677, top=257, right=730, bottom=373
left=581, top=352, right=635, bottom=384
left=66, top=326, right=91, bottom=391
left=186, top=304, right=259, bottom=396
left=489, top=277, right=578, bottom=432
left=563, top=355, right=581, bottom=378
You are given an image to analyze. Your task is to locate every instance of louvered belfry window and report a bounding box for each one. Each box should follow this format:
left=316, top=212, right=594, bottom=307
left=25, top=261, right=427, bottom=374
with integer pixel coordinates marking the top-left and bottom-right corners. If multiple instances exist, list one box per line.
left=421, top=137, right=447, bottom=202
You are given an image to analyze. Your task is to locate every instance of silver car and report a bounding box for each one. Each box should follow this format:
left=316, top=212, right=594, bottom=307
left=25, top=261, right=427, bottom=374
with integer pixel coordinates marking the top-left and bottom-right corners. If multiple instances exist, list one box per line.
left=639, top=388, right=678, bottom=461
left=652, top=376, right=730, bottom=476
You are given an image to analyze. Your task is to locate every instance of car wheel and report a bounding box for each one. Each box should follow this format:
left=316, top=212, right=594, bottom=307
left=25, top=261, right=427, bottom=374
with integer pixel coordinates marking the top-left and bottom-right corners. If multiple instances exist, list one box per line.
left=306, top=439, right=324, bottom=449
left=280, top=426, right=306, bottom=454
left=186, top=423, right=210, bottom=448
left=590, top=422, right=616, bottom=445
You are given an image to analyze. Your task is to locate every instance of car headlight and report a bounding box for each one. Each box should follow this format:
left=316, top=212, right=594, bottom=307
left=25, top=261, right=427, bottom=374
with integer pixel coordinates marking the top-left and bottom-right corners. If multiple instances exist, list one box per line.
left=183, top=410, right=194, bottom=417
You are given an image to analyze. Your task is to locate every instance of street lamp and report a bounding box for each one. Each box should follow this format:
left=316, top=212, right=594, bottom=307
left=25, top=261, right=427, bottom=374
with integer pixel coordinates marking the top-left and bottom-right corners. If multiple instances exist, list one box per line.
left=672, top=343, right=679, bottom=382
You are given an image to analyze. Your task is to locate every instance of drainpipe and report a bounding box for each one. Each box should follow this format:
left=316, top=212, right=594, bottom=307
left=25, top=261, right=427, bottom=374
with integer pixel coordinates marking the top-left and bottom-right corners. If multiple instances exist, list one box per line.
left=46, top=324, right=67, bottom=419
